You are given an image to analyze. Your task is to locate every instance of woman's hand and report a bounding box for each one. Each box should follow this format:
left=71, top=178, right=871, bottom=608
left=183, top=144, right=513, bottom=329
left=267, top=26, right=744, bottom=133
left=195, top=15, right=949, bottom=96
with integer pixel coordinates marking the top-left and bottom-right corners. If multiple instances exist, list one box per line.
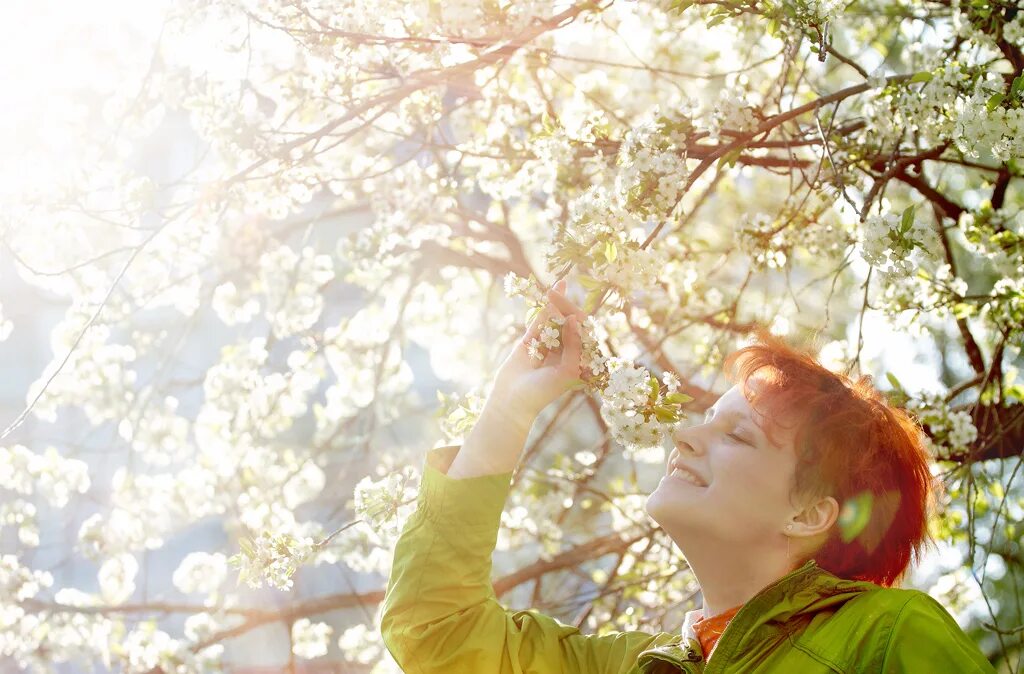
left=489, top=278, right=590, bottom=429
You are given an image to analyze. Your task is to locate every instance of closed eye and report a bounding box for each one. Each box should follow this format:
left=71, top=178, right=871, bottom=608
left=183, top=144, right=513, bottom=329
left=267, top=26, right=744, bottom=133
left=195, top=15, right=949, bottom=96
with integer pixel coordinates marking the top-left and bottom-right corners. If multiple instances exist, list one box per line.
left=728, top=433, right=749, bottom=445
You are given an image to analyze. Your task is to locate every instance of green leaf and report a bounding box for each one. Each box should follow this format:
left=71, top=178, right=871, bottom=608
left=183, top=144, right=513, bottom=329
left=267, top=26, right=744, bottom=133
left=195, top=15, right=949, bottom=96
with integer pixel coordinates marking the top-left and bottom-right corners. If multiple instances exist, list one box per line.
left=583, top=288, right=602, bottom=314
left=986, top=93, right=1005, bottom=112
left=718, top=148, right=743, bottom=169
left=669, top=0, right=696, bottom=12
left=577, top=274, right=603, bottom=290
left=604, top=240, right=617, bottom=263
left=900, top=205, right=915, bottom=233
left=885, top=372, right=904, bottom=394
left=910, top=71, right=933, bottom=83
left=952, top=302, right=976, bottom=319
left=654, top=406, right=679, bottom=423
left=1010, top=75, right=1024, bottom=99
left=664, top=392, right=694, bottom=405
left=707, top=12, right=730, bottom=28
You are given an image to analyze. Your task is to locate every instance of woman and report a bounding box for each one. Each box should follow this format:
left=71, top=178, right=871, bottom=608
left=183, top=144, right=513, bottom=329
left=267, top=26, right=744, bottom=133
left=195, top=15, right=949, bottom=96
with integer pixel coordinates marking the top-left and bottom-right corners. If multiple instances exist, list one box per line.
left=380, top=279, right=996, bottom=673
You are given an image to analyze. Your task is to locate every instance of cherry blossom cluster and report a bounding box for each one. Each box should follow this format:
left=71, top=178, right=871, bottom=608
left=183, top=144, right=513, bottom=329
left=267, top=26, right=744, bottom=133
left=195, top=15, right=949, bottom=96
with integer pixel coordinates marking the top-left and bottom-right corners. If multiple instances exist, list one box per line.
left=984, top=276, right=1024, bottom=334
left=436, top=386, right=488, bottom=441
left=736, top=196, right=854, bottom=270
left=907, top=391, right=979, bottom=461
left=864, top=63, right=1023, bottom=164
left=503, top=273, right=691, bottom=454
left=292, top=618, right=333, bottom=659
left=98, top=552, right=138, bottom=604
left=0, top=555, right=53, bottom=602
left=598, top=360, right=690, bottom=455
left=0, top=444, right=91, bottom=509
left=614, top=108, right=692, bottom=216
left=229, top=531, right=316, bottom=591
left=858, top=207, right=943, bottom=283
left=0, top=500, right=38, bottom=548
left=803, top=0, right=845, bottom=23
left=351, top=468, right=418, bottom=540
left=172, top=551, right=228, bottom=595
left=705, top=88, right=759, bottom=141
left=337, top=622, right=392, bottom=667
left=229, top=464, right=417, bottom=591
left=961, top=204, right=1024, bottom=277
left=954, top=73, right=1024, bottom=163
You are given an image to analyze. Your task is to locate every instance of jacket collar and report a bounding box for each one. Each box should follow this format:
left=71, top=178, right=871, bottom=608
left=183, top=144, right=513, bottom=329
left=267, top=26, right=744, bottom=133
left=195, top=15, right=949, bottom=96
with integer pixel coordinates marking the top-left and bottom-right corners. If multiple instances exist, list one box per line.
left=678, top=559, right=880, bottom=658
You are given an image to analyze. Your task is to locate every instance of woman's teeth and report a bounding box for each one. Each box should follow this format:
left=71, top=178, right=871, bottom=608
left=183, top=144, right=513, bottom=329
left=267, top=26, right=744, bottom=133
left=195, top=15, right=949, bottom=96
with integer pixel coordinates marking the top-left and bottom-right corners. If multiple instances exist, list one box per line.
left=671, top=467, right=705, bottom=486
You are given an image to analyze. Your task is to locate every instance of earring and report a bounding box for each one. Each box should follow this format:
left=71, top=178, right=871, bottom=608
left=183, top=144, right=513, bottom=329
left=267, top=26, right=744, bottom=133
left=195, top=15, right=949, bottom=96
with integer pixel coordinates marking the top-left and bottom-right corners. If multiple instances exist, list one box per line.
left=785, top=523, right=793, bottom=533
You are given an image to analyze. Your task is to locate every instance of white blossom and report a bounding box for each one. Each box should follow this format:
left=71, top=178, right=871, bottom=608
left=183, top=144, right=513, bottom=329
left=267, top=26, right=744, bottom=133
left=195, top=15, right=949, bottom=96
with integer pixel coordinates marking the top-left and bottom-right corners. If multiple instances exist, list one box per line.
left=98, top=553, right=138, bottom=605
left=172, top=552, right=227, bottom=595
left=0, top=555, right=53, bottom=601
left=352, top=468, right=417, bottom=539
left=291, top=618, right=333, bottom=659
left=212, top=281, right=260, bottom=325
left=859, top=209, right=942, bottom=283
left=908, top=391, right=979, bottom=460
left=230, top=530, right=315, bottom=591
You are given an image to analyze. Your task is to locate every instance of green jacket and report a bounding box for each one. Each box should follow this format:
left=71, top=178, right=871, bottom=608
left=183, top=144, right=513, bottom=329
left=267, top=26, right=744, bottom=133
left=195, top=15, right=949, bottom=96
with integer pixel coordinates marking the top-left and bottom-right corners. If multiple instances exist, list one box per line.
left=381, top=445, right=996, bottom=673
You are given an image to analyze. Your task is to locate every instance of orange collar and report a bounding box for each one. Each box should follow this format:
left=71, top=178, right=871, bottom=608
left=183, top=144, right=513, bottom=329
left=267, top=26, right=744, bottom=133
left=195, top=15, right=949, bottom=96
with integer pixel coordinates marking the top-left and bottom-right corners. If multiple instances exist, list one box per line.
left=692, top=604, right=744, bottom=659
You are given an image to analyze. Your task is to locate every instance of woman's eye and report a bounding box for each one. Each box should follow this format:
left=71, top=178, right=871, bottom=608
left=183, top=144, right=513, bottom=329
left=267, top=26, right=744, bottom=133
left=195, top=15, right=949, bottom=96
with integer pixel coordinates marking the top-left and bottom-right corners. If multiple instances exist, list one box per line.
left=727, top=433, right=748, bottom=444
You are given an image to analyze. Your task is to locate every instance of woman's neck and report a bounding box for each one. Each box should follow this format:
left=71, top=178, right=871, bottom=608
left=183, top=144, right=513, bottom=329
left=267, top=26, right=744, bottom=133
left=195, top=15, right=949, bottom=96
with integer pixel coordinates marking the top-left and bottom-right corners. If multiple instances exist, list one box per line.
left=686, top=544, right=797, bottom=618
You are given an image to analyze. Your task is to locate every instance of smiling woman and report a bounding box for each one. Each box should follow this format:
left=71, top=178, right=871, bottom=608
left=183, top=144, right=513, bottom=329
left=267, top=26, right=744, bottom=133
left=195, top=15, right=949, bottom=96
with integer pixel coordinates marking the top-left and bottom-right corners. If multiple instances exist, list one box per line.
left=382, top=289, right=997, bottom=672
left=644, top=327, right=956, bottom=663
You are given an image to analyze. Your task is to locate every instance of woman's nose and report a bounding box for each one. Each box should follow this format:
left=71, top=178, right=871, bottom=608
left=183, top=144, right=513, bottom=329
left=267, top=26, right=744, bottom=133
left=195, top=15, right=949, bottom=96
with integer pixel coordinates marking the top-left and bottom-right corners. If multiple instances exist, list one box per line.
left=673, top=423, right=706, bottom=455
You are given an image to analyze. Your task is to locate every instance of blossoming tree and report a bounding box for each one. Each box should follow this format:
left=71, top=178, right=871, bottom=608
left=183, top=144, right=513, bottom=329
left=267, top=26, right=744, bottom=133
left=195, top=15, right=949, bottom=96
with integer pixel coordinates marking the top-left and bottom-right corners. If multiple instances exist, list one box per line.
left=1, top=0, right=1022, bottom=670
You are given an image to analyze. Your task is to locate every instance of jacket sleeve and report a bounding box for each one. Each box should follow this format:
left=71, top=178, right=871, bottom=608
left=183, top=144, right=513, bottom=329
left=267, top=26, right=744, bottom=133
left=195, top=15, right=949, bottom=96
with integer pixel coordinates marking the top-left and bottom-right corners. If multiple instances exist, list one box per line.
left=881, top=591, right=996, bottom=673
left=379, top=444, right=668, bottom=674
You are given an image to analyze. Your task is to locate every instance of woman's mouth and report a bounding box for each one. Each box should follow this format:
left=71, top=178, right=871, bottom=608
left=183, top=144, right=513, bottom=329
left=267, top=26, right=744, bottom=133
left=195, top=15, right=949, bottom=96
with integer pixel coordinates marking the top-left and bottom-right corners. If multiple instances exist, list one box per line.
left=668, top=464, right=707, bottom=487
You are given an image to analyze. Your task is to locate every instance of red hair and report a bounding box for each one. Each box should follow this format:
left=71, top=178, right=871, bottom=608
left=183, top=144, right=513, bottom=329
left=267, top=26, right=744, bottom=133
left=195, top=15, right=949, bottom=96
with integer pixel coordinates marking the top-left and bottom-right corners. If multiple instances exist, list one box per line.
left=720, top=325, right=941, bottom=587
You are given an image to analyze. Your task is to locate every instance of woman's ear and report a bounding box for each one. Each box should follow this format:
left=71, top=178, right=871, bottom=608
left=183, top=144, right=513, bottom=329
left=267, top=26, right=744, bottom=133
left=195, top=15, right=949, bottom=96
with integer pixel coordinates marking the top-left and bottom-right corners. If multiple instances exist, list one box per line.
left=791, top=496, right=840, bottom=537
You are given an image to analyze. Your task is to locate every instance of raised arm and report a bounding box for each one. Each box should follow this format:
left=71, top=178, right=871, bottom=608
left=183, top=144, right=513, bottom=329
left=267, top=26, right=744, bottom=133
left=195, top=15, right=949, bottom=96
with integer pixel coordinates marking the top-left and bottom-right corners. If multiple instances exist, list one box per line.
left=446, top=277, right=584, bottom=479
left=380, top=279, right=677, bottom=673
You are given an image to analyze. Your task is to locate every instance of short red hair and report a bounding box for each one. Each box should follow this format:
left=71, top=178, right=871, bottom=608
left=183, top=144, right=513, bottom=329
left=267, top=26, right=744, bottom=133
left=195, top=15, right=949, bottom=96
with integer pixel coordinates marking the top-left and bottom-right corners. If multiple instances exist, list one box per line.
left=721, top=326, right=941, bottom=587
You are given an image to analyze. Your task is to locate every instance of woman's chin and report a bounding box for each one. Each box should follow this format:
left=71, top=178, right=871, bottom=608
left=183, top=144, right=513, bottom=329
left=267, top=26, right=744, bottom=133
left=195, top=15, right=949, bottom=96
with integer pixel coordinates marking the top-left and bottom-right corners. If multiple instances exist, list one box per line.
left=646, top=479, right=706, bottom=523
left=644, top=486, right=676, bottom=521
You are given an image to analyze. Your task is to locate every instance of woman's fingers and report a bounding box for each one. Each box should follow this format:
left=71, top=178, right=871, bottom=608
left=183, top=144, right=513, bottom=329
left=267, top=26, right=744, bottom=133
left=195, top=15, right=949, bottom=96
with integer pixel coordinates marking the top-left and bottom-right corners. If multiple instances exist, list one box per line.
left=546, top=285, right=586, bottom=324
left=559, top=315, right=581, bottom=378
left=522, top=297, right=563, bottom=345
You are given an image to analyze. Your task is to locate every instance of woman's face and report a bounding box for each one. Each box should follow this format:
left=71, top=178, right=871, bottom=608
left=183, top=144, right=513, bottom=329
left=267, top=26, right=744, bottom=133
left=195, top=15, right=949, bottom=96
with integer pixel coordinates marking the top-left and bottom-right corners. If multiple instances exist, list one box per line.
left=645, top=381, right=802, bottom=548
